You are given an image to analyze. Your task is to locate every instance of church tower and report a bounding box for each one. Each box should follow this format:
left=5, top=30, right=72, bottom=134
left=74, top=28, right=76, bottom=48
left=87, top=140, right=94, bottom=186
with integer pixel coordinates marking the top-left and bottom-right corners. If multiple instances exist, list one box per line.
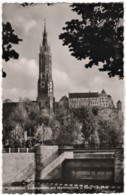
left=37, top=21, right=54, bottom=110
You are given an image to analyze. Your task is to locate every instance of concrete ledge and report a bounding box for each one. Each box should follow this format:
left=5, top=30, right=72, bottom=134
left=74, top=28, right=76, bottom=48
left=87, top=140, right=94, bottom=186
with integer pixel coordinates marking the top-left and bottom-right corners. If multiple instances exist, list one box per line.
left=41, top=151, right=73, bottom=179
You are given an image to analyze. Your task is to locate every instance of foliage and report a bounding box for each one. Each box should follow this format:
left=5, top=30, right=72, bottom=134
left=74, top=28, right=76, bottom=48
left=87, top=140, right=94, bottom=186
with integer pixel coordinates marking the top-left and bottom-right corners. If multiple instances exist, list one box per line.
left=3, top=97, right=123, bottom=148
left=3, top=102, right=28, bottom=147
left=98, top=117, right=123, bottom=147
left=92, top=107, right=98, bottom=115
left=3, top=98, right=60, bottom=146
left=21, top=3, right=35, bottom=7
left=72, top=107, right=99, bottom=144
left=57, top=117, right=83, bottom=145
left=3, top=118, right=16, bottom=145
left=3, top=99, right=39, bottom=147
left=56, top=110, right=84, bottom=145
left=2, top=22, right=22, bottom=77
left=9, top=102, right=28, bottom=124
left=20, top=98, right=40, bottom=120
left=36, top=109, right=50, bottom=126
left=3, top=98, right=12, bottom=103
left=35, top=109, right=53, bottom=144
left=59, top=3, right=124, bottom=79
left=21, top=3, right=53, bottom=7
left=49, top=117, right=60, bottom=143
left=36, top=125, right=52, bottom=144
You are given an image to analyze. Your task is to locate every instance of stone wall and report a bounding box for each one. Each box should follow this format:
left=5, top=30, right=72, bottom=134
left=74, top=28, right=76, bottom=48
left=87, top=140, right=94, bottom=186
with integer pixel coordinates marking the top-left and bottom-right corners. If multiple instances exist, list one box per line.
left=3, top=146, right=123, bottom=186
left=114, top=149, right=124, bottom=184
left=35, top=145, right=59, bottom=180
left=3, top=153, right=35, bottom=184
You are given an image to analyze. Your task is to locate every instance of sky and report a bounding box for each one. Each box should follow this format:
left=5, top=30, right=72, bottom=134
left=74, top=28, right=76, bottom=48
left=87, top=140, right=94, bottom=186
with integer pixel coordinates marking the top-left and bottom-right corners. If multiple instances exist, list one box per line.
left=2, top=3, right=124, bottom=106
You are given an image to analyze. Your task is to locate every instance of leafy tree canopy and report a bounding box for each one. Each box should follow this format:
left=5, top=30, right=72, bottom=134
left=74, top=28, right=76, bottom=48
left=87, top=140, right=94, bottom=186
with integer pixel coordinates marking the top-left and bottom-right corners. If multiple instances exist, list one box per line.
left=59, top=3, right=124, bottom=79
left=98, top=119, right=123, bottom=147
left=2, top=22, right=22, bottom=77
left=72, top=107, right=99, bottom=143
left=57, top=117, right=83, bottom=145
left=21, top=2, right=53, bottom=7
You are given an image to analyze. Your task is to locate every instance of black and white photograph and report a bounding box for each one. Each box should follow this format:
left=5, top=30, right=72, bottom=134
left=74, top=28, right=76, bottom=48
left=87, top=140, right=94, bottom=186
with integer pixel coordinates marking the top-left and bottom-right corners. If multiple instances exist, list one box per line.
left=2, top=1, right=124, bottom=193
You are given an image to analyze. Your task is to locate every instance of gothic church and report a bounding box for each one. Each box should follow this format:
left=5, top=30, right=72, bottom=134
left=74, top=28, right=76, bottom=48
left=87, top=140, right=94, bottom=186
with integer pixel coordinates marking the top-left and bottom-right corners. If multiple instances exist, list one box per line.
left=37, top=22, right=54, bottom=110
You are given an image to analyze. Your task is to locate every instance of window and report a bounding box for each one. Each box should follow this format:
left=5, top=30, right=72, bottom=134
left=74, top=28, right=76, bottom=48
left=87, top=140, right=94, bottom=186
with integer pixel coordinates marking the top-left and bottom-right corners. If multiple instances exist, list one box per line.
left=41, top=82, right=45, bottom=88
left=41, top=72, right=45, bottom=79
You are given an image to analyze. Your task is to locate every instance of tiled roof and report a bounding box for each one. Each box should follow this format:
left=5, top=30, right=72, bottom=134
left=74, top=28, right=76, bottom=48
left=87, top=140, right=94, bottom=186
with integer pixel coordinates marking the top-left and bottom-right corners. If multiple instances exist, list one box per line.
left=69, top=93, right=99, bottom=98
left=101, top=89, right=106, bottom=93
left=59, top=96, right=68, bottom=101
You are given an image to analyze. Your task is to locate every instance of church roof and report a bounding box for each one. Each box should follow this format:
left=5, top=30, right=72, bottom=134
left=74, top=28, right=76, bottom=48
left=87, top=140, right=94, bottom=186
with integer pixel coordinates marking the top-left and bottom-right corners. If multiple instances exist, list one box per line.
left=42, top=20, right=48, bottom=49
left=101, top=89, right=106, bottom=94
left=69, top=92, right=99, bottom=98
left=59, top=96, right=68, bottom=101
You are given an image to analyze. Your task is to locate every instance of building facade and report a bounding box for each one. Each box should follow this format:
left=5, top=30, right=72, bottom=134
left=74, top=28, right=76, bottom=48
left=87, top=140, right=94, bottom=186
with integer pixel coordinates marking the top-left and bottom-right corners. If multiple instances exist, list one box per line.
left=69, top=90, right=114, bottom=109
left=37, top=22, right=54, bottom=110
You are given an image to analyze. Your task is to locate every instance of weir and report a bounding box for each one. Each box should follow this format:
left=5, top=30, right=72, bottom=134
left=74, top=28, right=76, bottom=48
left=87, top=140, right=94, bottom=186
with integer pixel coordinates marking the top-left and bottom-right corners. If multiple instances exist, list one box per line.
left=3, top=146, right=123, bottom=187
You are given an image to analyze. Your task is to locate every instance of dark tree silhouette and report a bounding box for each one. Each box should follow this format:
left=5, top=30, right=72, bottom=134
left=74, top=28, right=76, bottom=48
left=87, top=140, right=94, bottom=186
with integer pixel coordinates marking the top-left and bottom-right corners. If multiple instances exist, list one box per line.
left=3, top=4, right=53, bottom=78
left=21, top=3, right=36, bottom=7
left=59, top=3, right=124, bottom=79
left=2, top=22, right=22, bottom=77
left=21, top=3, right=53, bottom=7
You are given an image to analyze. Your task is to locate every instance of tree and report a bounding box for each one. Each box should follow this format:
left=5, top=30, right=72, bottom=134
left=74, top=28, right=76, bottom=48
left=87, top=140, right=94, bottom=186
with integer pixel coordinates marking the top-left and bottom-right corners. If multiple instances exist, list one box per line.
left=48, top=117, right=60, bottom=143
left=72, top=107, right=100, bottom=147
left=35, top=109, right=52, bottom=144
left=98, top=118, right=123, bottom=147
left=2, top=22, right=22, bottom=77
left=56, top=109, right=84, bottom=145
left=7, top=102, right=28, bottom=147
left=59, top=3, right=124, bottom=79
left=20, top=3, right=53, bottom=7
left=3, top=98, right=12, bottom=103
left=21, top=3, right=35, bottom=7
left=57, top=117, right=83, bottom=145
left=3, top=98, right=39, bottom=147
left=3, top=117, right=16, bottom=146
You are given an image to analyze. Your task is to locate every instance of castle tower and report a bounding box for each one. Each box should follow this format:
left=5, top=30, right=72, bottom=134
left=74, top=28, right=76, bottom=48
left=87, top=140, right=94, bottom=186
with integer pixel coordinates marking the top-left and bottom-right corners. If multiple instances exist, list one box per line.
left=117, top=100, right=122, bottom=110
left=37, top=21, right=54, bottom=110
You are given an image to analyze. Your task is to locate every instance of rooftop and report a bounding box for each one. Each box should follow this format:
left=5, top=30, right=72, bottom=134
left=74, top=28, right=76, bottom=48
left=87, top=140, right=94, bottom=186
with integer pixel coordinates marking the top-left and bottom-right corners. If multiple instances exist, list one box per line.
left=69, top=92, right=99, bottom=98
left=59, top=96, right=68, bottom=101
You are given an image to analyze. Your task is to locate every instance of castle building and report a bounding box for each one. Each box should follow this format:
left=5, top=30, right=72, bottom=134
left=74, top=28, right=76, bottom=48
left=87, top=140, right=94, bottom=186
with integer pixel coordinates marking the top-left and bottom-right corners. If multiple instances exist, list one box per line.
left=37, top=22, right=54, bottom=110
left=69, top=90, right=114, bottom=109
left=117, top=100, right=122, bottom=110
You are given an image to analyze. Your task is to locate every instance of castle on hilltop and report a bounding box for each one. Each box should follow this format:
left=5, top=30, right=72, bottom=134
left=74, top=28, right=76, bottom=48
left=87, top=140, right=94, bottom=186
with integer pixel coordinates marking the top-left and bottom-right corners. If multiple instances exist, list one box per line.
left=69, top=90, right=114, bottom=109
left=58, top=90, right=122, bottom=111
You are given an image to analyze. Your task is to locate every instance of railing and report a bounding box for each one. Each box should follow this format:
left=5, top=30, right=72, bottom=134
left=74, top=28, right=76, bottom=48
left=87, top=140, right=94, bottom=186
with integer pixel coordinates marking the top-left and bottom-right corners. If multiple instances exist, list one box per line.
left=3, top=145, right=123, bottom=153
left=2, top=147, right=34, bottom=153
left=58, top=145, right=123, bottom=150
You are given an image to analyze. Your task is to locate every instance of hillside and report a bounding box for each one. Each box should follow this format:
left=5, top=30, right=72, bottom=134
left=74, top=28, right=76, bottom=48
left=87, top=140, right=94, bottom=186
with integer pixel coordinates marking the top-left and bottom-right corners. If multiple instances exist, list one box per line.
left=56, top=106, right=123, bottom=147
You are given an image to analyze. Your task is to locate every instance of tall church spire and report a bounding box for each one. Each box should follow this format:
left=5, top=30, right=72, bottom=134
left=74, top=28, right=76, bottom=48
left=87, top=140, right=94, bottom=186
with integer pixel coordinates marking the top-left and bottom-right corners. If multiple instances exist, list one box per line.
left=44, top=18, right=46, bottom=34
left=42, top=19, right=48, bottom=48
left=37, top=20, right=54, bottom=111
